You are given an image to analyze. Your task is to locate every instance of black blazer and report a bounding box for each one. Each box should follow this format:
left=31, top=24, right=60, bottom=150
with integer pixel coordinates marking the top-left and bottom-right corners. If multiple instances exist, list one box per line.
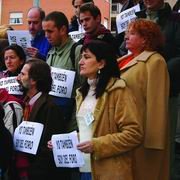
left=27, top=93, right=71, bottom=180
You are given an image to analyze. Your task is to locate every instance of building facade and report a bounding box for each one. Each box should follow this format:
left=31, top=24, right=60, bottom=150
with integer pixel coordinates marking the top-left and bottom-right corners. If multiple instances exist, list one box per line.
left=1, top=0, right=177, bottom=32
left=0, top=0, right=111, bottom=30
left=111, top=0, right=125, bottom=33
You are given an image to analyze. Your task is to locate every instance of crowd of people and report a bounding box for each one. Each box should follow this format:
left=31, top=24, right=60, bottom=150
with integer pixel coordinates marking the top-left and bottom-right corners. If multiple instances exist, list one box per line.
left=0, top=0, right=180, bottom=180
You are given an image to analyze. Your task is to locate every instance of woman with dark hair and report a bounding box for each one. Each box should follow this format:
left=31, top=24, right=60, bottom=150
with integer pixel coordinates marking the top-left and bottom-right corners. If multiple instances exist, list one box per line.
left=0, top=103, right=13, bottom=180
left=69, top=0, right=94, bottom=32
left=0, top=44, right=26, bottom=78
left=76, top=40, right=143, bottom=180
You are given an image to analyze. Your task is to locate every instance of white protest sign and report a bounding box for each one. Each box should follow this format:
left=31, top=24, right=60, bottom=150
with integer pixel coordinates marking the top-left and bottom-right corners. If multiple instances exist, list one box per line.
left=0, top=77, right=23, bottom=95
left=7, top=30, right=31, bottom=48
left=49, top=67, right=75, bottom=98
left=51, top=131, right=84, bottom=168
left=69, top=31, right=84, bottom=42
left=13, top=121, right=44, bottom=155
left=116, top=4, right=140, bottom=34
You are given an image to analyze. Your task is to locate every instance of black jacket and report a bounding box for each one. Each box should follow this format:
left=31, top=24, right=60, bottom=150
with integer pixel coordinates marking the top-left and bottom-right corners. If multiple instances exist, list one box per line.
left=0, top=113, right=13, bottom=177
left=25, top=93, right=71, bottom=180
left=69, top=16, right=79, bottom=32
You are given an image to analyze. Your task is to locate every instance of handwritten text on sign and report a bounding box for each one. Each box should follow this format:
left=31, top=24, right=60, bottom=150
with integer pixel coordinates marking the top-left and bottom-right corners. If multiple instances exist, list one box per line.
left=49, top=67, right=75, bottom=98
left=69, top=31, right=85, bottom=42
left=116, top=4, right=140, bottom=34
left=7, top=30, right=31, bottom=48
left=52, top=132, right=84, bottom=168
left=0, top=77, right=23, bottom=95
left=13, top=121, right=44, bottom=155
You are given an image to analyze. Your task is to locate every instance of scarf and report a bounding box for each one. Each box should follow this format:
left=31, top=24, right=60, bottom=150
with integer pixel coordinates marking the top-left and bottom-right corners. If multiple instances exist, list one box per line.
left=83, top=25, right=111, bottom=45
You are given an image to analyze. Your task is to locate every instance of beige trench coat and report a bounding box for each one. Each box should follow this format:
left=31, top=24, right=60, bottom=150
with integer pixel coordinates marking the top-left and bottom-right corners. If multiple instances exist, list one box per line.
left=76, top=78, right=143, bottom=180
left=118, top=51, right=170, bottom=180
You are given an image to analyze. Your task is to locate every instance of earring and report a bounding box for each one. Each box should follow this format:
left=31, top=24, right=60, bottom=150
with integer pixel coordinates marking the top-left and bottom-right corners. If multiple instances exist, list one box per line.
left=97, top=69, right=101, bottom=75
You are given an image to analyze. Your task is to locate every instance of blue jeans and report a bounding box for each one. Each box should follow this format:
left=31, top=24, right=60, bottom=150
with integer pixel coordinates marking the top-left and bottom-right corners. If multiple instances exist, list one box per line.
left=80, top=173, right=92, bottom=180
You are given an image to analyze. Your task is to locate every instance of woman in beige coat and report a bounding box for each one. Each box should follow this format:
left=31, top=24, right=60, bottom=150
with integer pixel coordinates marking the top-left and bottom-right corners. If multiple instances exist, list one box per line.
left=76, top=40, right=143, bottom=180
left=117, top=19, right=170, bottom=180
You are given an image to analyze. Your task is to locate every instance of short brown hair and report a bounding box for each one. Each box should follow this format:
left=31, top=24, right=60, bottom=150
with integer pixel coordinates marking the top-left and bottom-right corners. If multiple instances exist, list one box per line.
left=127, top=19, right=165, bottom=51
left=80, top=3, right=101, bottom=19
left=25, top=59, right=52, bottom=93
left=72, top=0, right=94, bottom=6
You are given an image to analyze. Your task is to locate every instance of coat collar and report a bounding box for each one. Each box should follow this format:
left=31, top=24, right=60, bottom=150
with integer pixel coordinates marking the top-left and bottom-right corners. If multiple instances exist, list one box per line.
left=76, top=78, right=126, bottom=107
left=48, top=36, right=73, bottom=55
left=117, top=51, right=157, bottom=70
left=105, top=77, right=126, bottom=92
left=76, top=78, right=126, bottom=134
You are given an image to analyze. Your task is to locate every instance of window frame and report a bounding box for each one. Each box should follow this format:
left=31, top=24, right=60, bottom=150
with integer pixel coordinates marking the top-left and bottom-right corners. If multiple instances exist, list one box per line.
left=9, top=12, right=23, bottom=25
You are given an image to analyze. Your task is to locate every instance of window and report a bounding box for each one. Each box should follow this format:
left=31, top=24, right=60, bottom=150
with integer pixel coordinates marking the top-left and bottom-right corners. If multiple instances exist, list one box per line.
left=111, top=17, right=117, bottom=32
left=112, top=3, right=122, bottom=14
left=104, top=18, right=108, bottom=29
left=9, top=12, right=23, bottom=25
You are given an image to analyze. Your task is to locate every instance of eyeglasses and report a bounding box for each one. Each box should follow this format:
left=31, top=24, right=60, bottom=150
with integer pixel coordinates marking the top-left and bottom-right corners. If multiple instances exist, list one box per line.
left=27, top=20, right=40, bottom=25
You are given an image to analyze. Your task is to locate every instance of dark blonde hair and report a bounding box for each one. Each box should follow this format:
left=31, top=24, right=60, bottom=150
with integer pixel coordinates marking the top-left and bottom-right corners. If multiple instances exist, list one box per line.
left=127, top=19, right=165, bottom=52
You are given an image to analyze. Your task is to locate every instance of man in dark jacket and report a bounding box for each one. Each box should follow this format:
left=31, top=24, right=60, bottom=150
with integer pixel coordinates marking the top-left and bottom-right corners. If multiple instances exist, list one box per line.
left=16, top=59, right=71, bottom=180
left=0, top=104, right=13, bottom=180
